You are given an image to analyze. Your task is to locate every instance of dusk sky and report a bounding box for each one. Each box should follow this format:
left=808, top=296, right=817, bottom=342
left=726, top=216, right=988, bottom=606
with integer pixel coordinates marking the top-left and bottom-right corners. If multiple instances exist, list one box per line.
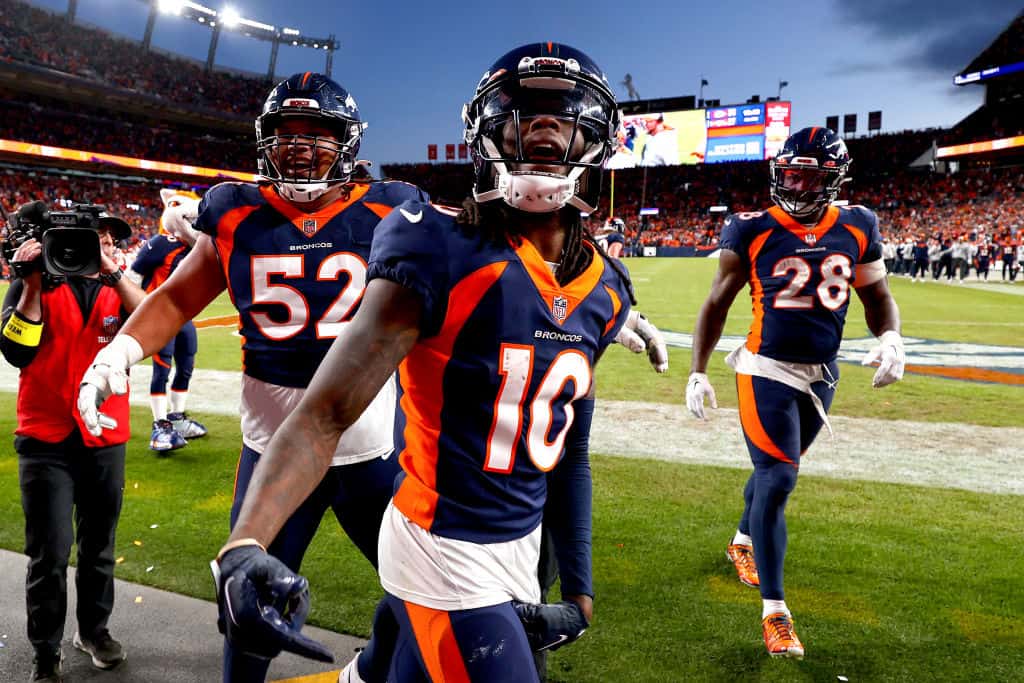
left=27, top=0, right=1020, bottom=165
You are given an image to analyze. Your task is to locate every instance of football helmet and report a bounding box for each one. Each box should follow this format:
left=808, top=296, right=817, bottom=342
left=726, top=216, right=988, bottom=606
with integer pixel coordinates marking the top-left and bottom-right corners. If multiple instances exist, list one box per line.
left=462, top=43, right=619, bottom=214
left=769, top=127, right=850, bottom=219
left=256, top=73, right=367, bottom=203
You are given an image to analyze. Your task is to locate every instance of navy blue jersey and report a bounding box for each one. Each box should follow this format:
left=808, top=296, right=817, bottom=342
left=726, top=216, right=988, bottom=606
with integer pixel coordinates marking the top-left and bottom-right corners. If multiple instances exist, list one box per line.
left=721, top=204, right=882, bottom=364
left=131, top=234, right=190, bottom=292
left=194, top=181, right=429, bottom=387
left=605, top=232, right=625, bottom=247
left=368, top=201, right=631, bottom=544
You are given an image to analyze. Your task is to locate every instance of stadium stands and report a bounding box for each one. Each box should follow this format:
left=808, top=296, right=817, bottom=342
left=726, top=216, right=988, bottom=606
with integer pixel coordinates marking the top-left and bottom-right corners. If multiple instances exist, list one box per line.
left=0, top=88, right=251, bottom=169
left=0, top=0, right=265, bottom=117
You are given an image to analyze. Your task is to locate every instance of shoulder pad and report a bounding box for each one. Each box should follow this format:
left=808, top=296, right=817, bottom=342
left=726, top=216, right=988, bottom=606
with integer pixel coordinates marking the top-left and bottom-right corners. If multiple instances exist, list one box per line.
left=195, top=182, right=262, bottom=237
left=366, top=180, right=430, bottom=207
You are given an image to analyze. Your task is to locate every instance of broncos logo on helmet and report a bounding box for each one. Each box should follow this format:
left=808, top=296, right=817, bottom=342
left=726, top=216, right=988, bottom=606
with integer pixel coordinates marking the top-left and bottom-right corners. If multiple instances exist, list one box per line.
left=462, top=42, right=619, bottom=214
left=769, top=126, right=851, bottom=219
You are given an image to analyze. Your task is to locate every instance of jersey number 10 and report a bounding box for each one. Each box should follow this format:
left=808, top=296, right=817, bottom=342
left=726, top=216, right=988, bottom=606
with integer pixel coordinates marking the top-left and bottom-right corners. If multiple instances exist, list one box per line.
left=484, top=344, right=593, bottom=475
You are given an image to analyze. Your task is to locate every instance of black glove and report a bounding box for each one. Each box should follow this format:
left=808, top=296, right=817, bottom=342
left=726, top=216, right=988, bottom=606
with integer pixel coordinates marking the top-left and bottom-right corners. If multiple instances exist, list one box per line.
left=211, top=545, right=334, bottom=663
left=513, top=600, right=589, bottom=652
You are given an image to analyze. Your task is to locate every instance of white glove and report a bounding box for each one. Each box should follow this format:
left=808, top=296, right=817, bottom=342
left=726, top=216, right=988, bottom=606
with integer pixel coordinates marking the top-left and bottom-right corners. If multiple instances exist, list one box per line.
left=686, top=372, right=717, bottom=420
left=615, top=310, right=669, bottom=373
left=161, top=196, right=201, bottom=245
left=860, top=330, right=905, bottom=388
left=78, top=335, right=145, bottom=436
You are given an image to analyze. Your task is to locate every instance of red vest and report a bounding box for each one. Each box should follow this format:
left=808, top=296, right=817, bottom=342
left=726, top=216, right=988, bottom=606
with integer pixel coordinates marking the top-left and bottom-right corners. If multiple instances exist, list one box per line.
left=16, top=283, right=131, bottom=446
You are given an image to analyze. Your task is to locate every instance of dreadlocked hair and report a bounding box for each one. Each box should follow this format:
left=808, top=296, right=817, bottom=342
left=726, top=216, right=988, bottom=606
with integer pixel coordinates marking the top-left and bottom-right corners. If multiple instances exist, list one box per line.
left=455, top=196, right=636, bottom=304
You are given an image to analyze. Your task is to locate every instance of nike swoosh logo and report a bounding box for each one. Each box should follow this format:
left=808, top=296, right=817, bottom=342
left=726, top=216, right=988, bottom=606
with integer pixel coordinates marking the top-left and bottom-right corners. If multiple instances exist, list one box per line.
left=399, top=208, right=423, bottom=223
left=539, top=634, right=570, bottom=651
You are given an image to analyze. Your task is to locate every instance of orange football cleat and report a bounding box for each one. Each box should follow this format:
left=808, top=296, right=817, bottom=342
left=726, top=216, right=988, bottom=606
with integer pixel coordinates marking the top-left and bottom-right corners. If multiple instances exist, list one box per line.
left=762, top=612, right=804, bottom=658
left=726, top=543, right=760, bottom=587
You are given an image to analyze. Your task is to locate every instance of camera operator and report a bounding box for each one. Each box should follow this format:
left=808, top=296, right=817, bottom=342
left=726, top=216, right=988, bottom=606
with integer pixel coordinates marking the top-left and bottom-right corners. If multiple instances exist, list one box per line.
left=0, top=201, right=144, bottom=682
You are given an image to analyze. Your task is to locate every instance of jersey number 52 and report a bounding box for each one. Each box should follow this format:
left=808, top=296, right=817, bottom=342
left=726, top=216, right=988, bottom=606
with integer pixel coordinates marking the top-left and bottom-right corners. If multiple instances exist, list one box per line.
left=250, top=253, right=366, bottom=340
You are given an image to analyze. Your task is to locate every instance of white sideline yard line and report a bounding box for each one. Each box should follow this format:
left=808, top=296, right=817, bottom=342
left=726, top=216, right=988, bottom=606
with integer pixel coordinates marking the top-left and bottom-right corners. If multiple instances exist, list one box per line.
left=2, top=365, right=1019, bottom=495
left=592, top=400, right=1024, bottom=496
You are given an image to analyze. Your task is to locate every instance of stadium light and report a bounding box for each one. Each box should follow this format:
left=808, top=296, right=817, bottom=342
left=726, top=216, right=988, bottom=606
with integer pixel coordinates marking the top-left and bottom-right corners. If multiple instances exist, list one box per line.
left=219, top=6, right=240, bottom=28
left=139, top=0, right=339, bottom=75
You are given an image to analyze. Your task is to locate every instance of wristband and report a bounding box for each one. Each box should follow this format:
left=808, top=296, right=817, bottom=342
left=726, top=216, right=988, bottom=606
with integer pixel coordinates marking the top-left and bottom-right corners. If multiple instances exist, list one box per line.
left=878, top=330, right=903, bottom=347
left=99, top=269, right=123, bottom=287
left=216, top=538, right=267, bottom=562
left=2, top=312, right=43, bottom=347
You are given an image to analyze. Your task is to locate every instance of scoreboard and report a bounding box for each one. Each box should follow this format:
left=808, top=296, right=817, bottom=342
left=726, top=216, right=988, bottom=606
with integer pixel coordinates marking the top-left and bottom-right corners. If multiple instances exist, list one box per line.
left=605, top=101, right=792, bottom=168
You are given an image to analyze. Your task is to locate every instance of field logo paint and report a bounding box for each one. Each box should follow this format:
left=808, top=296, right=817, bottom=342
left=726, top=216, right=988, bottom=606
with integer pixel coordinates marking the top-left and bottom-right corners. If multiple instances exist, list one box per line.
left=660, top=332, right=1024, bottom=385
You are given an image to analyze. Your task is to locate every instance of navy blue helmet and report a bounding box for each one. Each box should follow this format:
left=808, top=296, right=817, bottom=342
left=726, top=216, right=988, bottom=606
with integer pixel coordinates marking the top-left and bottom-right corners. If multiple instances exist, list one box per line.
left=256, top=72, right=366, bottom=202
left=769, top=126, right=851, bottom=219
left=462, top=42, right=619, bottom=214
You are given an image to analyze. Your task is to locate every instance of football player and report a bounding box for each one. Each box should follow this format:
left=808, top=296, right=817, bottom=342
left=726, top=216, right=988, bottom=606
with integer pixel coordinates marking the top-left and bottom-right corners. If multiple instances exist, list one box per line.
left=212, top=43, right=635, bottom=682
left=686, top=127, right=904, bottom=659
left=77, top=72, right=427, bottom=682
left=130, top=189, right=207, bottom=452
left=594, top=217, right=626, bottom=258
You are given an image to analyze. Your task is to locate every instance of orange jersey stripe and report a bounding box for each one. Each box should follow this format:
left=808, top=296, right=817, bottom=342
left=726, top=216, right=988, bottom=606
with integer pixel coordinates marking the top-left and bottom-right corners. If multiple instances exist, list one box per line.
left=842, top=222, right=868, bottom=260
left=258, top=183, right=370, bottom=238
left=769, top=205, right=839, bottom=243
left=736, top=373, right=794, bottom=464
left=515, top=238, right=604, bottom=325
left=404, top=601, right=472, bottom=683
left=394, top=261, right=509, bottom=531
left=745, top=230, right=773, bottom=353
left=361, top=201, right=395, bottom=219
left=214, top=204, right=262, bottom=292
left=602, top=285, right=623, bottom=337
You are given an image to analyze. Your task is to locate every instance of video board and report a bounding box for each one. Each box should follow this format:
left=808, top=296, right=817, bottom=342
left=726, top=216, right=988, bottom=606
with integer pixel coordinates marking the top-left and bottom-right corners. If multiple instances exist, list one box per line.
left=605, top=101, right=791, bottom=167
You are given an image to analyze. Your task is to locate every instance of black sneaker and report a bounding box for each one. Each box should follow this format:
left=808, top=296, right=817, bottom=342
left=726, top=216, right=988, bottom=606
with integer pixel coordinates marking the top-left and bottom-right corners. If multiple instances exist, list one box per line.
left=73, top=629, right=126, bottom=669
left=30, top=648, right=63, bottom=682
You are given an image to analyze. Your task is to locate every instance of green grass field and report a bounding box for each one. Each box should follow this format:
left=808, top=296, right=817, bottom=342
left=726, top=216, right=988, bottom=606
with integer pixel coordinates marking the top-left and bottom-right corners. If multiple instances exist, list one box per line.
left=0, top=260, right=1022, bottom=681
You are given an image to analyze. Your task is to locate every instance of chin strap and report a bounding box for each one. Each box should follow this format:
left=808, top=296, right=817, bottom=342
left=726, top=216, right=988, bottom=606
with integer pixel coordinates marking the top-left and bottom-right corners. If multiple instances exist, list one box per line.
left=474, top=138, right=603, bottom=213
left=275, top=181, right=333, bottom=203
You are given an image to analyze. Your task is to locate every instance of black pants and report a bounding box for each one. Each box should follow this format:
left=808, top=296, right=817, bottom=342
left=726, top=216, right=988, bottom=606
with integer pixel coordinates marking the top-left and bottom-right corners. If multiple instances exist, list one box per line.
left=16, top=430, right=126, bottom=654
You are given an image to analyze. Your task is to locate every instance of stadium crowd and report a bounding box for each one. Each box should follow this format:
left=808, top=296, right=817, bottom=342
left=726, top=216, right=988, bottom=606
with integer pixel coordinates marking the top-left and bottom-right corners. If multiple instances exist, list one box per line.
left=0, top=89, right=251, bottom=170
left=0, top=170, right=175, bottom=277
left=0, top=0, right=264, bottom=116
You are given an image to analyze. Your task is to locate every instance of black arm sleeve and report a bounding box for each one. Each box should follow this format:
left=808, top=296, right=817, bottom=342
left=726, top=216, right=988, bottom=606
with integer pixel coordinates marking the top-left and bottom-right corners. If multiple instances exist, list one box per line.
left=0, top=280, right=41, bottom=368
left=545, top=396, right=595, bottom=598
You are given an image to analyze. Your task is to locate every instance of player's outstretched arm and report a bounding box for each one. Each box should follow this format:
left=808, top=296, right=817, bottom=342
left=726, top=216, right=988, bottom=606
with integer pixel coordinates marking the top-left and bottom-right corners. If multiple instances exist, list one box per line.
left=228, top=277, right=422, bottom=550
left=687, top=249, right=747, bottom=418
left=120, top=234, right=226, bottom=354
left=615, top=310, right=669, bottom=373
left=212, top=278, right=421, bottom=662
left=77, top=235, right=227, bottom=435
left=855, top=277, right=904, bottom=388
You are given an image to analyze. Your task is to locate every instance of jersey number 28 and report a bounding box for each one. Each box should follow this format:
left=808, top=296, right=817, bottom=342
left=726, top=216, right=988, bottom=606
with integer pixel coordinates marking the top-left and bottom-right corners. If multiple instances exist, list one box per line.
left=772, top=253, right=853, bottom=311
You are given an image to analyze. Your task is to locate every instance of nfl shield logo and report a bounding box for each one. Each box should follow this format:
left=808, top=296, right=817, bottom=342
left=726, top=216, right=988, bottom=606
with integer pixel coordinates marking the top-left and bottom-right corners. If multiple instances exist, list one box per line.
left=302, top=218, right=318, bottom=237
left=804, top=233, right=817, bottom=245
left=102, top=315, right=119, bottom=336
left=552, top=295, right=568, bottom=323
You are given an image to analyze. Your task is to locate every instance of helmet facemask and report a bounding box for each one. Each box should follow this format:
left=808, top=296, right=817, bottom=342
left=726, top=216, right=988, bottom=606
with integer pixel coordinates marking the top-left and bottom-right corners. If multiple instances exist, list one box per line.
left=257, top=114, right=364, bottom=203
left=465, top=66, right=617, bottom=214
left=770, top=158, right=848, bottom=219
